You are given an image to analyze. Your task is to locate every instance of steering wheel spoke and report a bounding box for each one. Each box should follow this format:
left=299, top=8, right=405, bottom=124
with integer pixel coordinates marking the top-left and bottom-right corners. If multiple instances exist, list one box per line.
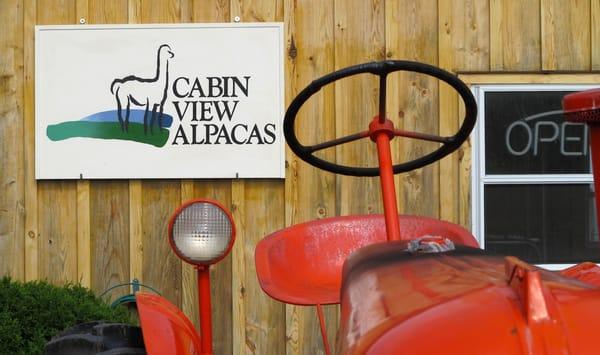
left=284, top=60, right=477, bottom=177
left=304, top=130, right=371, bottom=154
left=392, top=129, right=453, bottom=144
left=378, top=74, right=388, bottom=124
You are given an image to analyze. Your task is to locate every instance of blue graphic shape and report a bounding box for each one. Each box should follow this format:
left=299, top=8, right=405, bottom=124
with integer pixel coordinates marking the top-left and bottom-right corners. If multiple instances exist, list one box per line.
left=79, top=109, right=173, bottom=128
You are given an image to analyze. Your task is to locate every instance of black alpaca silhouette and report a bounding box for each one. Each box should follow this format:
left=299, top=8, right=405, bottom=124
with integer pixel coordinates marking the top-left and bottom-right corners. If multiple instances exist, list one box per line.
left=110, top=44, right=174, bottom=134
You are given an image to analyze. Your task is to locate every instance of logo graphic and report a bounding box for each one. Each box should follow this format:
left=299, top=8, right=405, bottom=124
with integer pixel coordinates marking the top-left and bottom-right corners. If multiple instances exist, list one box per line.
left=46, top=44, right=175, bottom=147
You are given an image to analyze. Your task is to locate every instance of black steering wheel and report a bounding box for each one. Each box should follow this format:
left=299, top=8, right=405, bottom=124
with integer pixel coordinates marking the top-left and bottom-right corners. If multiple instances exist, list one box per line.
left=284, top=60, right=477, bottom=176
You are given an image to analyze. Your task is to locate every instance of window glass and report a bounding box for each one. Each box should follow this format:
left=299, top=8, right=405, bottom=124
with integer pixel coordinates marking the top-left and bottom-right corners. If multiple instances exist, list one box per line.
left=484, top=91, right=590, bottom=174
left=484, top=184, right=598, bottom=264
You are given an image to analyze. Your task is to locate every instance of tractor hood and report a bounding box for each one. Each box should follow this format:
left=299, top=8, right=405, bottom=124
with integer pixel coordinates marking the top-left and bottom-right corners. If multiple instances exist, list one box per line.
left=338, top=242, right=600, bottom=354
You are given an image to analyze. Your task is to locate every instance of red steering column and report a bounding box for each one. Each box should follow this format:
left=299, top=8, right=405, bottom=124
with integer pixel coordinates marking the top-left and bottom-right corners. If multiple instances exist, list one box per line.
left=369, top=116, right=401, bottom=241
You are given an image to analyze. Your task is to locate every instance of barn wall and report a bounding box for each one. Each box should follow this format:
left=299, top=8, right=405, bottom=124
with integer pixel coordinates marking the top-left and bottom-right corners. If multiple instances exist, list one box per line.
left=0, top=0, right=596, bottom=353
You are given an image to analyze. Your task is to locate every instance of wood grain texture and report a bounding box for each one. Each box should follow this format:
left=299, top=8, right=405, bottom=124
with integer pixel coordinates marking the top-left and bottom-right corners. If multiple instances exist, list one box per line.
left=541, top=0, right=591, bottom=70
left=236, top=180, right=286, bottom=355
left=37, top=0, right=79, bottom=285
left=438, top=0, right=489, bottom=229
left=129, top=180, right=143, bottom=281
left=90, top=181, right=130, bottom=299
left=142, top=181, right=181, bottom=305
left=0, top=0, right=25, bottom=280
left=231, top=0, right=283, bottom=22
left=38, top=181, right=78, bottom=283
left=284, top=0, right=337, bottom=353
left=192, top=0, right=229, bottom=22
left=23, top=0, right=38, bottom=282
left=334, top=0, right=384, bottom=216
left=194, top=180, right=233, bottom=355
left=231, top=179, right=246, bottom=355
left=76, top=180, right=91, bottom=286
left=387, top=0, right=439, bottom=219
left=490, top=0, right=541, bottom=71
left=593, top=0, right=600, bottom=69
left=139, top=0, right=181, bottom=22
left=89, top=0, right=128, bottom=24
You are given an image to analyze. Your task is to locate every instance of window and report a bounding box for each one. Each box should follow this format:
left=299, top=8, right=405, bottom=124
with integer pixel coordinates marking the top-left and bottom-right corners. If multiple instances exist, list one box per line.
left=466, top=75, right=600, bottom=269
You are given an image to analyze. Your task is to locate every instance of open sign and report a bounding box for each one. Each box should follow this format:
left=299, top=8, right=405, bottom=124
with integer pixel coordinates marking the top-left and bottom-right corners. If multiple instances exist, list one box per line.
left=505, top=113, right=588, bottom=157
left=485, top=91, right=590, bottom=175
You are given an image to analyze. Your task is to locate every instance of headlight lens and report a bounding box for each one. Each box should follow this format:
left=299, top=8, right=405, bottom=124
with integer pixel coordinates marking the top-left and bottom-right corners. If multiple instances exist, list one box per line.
left=170, top=200, right=234, bottom=265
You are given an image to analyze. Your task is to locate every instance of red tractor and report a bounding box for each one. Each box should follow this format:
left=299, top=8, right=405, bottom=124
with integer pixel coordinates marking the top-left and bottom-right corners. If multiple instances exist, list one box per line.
left=46, top=61, right=600, bottom=354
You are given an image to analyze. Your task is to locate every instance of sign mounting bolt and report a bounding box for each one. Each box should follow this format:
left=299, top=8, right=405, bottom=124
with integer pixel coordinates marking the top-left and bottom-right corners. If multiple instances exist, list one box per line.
left=79, top=18, right=86, bottom=24
left=234, top=16, right=241, bottom=23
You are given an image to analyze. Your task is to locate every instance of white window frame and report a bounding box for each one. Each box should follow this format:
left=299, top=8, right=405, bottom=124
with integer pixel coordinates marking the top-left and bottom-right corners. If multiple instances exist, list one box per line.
left=471, top=83, right=599, bottom=270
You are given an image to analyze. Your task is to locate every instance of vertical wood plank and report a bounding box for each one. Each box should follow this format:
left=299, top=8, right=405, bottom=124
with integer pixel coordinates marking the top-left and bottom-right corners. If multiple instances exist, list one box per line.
left=138, top=0, right=183, bottom=306
left=236, top=180, right=286, bottom=355
left=284, top=0, right=337, bottom=354
left=490, top=0, right=541, bottom=71
left=90, top=181, right=130, bottom=299
left=128, top=0, right=141, bottom=23
left=38, top=182, right=78, bottom=283
left=541, top=0, right=591, bottom=70
left=229, top=2, right=286, bottom=353
left=37, top=0, right=79, bottom=285
left=387, top=0, right=439, bottom=219
left=74, top=0, right=91, bottom=291
left=76, top=180, right=91, bottom=286
left=86, top=0, right=130, bottom=298
left=438, top=0, right=489, bottom=229
left=230, top=180, right=246, bottom=355
left=0, top=0, right=25, bottom=280
left=593, top=0, right=600, bottom=70
left=129, top=181, right=143, bottom=281
left=24, top=0, right=38, bottom=282
left=334, top=0, right=385, bottom=216
left=142, top=181, right=181, bottom=304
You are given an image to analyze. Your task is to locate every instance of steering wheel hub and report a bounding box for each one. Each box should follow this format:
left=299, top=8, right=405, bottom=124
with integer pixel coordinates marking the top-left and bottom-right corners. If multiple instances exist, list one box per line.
left=368, top=117, right=396, bottom=142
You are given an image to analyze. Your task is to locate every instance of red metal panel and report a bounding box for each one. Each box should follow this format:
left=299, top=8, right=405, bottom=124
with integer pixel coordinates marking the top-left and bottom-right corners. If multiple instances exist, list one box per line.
left=337, top=243, right=600, bottom=354
left=136, top=292, right=202, bottom=355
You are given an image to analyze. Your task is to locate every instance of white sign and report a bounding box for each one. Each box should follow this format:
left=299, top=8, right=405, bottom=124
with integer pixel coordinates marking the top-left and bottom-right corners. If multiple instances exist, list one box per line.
left=35, top=23, right=284, bottom=179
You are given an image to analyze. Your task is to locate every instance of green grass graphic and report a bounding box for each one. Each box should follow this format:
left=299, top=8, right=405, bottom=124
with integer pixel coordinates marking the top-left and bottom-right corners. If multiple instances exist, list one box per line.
left=47, top=121, right=169, bottom=147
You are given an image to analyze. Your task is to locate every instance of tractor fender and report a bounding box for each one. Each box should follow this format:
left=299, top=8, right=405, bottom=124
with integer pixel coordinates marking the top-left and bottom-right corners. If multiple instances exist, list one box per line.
left=136, top=292, right=202, bottom=355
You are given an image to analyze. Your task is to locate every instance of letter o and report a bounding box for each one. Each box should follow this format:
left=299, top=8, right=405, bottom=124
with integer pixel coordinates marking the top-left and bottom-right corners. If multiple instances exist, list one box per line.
left=505, top=121, right=532, bottom=156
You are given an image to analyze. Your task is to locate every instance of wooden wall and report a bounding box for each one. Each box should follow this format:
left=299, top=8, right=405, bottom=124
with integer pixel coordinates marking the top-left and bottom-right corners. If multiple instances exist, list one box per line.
left=0, top=0, right=597, bottom=353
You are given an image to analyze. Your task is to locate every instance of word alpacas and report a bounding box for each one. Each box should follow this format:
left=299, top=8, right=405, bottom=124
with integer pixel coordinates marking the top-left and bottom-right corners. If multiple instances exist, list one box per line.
left=111, top=44, right=175, bottom=133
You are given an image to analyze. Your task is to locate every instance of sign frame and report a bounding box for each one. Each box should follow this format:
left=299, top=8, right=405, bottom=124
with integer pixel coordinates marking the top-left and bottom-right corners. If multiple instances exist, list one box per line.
left=35, top=23, right=285, bottom=179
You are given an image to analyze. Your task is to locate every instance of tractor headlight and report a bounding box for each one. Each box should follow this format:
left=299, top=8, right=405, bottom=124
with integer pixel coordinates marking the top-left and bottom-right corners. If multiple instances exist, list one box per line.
left=168, top=199, right=235, bottom=266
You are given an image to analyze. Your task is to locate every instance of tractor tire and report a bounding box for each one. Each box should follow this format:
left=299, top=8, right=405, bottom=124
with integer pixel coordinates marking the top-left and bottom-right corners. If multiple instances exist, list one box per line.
left=44, top=321, right=146, bottom=355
